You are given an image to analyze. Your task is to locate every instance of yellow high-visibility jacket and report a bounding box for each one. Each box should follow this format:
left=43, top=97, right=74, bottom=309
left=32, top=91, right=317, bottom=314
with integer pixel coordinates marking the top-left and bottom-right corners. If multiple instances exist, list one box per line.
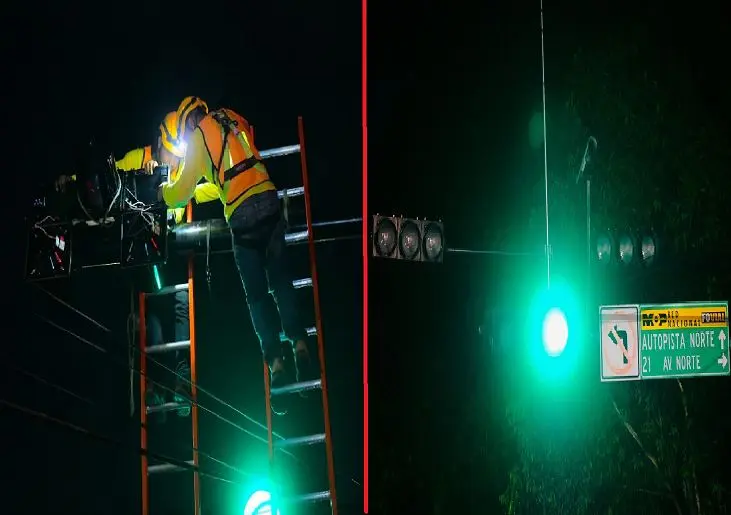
left=73, top=146, right=220, bottom=223
left=161, top=112, right=275, bottom=221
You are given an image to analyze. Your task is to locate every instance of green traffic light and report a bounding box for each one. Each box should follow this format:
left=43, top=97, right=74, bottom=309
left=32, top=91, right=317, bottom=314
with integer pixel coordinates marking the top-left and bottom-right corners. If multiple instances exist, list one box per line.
left=244, top=490, right=279, bottom=515
left=525, top=278, right=584, bottom=385
left=542, top=307, right=568, bottom=357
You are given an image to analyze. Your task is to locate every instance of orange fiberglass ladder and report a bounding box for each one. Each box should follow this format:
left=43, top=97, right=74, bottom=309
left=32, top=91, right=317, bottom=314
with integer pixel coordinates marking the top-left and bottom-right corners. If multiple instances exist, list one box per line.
left=138, top=117, right=339, bottom=515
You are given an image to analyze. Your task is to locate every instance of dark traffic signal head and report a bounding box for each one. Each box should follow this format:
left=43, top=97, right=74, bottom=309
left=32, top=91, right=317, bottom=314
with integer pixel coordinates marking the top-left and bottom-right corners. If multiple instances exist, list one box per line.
left=595, top=230, right=658, bottom=267
left=371, top=215, right=445, bottom=263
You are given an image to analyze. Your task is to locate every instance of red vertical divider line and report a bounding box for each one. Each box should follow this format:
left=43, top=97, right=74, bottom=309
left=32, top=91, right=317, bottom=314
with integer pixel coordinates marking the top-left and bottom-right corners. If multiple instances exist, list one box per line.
left=139, top=292, right=149, bottom=515
left=186, top=202, right=202, bottom=515
left=298, top=116, right=339, bottom=515
left=361, top=0, right=369, bottom=511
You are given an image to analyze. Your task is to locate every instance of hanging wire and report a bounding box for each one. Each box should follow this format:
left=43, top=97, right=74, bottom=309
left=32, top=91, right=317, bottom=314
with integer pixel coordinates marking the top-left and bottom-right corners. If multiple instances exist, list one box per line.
left=30, top=275, right=364, bottom=489
left=3, top=360, right=94, bottom=406
left=446, top=248, right=543, bottom=257
left=32, top=311, right=293, bottom=456
left=4, top=362, right=256, bottom=479
left=540, top=0, right=552, bottom=289
left=31, top=283, right=285, bottom=442
left=2, top=398, right=248, bottom=486
left=290, top=217, right=362, bottom=231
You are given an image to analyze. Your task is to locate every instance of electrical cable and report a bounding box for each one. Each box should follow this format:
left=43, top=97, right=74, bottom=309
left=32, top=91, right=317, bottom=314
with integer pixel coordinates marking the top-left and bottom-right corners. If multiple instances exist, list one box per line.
left=5, top=359, right=256, bottom=480
left=540, top=0, right=552, bottom=289
left=32, top=312, right=292, bottom=456
left=3, top=360, right=94, bottom=406
left=31, top=282, right=283, bottom=442
left=30, top=272, right=364, bottom=489
left=2, top=398, right=246, bottom=486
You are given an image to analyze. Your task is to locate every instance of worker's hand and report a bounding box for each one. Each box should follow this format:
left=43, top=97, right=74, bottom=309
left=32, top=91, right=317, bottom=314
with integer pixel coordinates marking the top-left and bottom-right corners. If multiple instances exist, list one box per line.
left=54, top=174, right=73, bottom=193
left=144, top=160, right=160, bottom=175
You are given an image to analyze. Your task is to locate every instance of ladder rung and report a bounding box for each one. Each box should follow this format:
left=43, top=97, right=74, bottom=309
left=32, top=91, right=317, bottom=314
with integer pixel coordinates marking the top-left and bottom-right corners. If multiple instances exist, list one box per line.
left=292, top=277, right=312, bottom=289
left=148, top=460, right=194, bottom=475
left=146, top=283, right=188, bottom=296
left=285, top=490, right=331, bottom=505
left=145, top=340, right=190, bottom=354
left=277, top=186, right=305, bottom=199
left=271, top=378, right=321, bottom=397
left=279, top=326, right=317, bottom=341
left=275, top=433, right=326, bottom=449
left=147, top=401, right=189, bottom=415
left=285, top=230, right=308, bottom=244
left=260, top=144, right=300, bottom=159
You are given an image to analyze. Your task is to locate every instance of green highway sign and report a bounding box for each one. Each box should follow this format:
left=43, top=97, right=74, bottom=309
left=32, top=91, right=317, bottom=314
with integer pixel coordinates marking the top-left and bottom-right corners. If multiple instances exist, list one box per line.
left=639, top=302, right=729, bottom=379
left=600, top=302, right=730, bottom=382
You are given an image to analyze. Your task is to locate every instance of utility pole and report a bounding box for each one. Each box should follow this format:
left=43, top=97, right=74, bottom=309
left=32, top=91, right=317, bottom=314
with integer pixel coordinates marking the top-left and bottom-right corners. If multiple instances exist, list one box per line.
left=576, top=136, right=598, bottom=324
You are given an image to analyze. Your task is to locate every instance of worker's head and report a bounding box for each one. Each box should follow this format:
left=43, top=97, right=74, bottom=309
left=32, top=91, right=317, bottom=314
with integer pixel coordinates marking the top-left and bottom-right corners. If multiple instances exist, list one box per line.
left=176, top=96, right=209, bottom=142
left=158, top=111, right=185, bottom=168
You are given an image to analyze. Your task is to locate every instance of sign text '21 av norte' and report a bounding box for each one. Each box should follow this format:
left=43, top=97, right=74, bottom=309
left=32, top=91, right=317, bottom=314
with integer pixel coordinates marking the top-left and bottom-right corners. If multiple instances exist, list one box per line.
left=600, top=302, right=730, bottom=382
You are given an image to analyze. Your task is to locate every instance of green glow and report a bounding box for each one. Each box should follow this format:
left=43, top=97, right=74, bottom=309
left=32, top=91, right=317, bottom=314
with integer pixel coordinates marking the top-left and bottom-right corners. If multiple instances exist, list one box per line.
left=542, top=307, right=568, bottom=357
left=153, top=265, right=162, bottom=291
left=525, top=278, right=583, bottom=384
left=243, top=490, right=279, bottom=515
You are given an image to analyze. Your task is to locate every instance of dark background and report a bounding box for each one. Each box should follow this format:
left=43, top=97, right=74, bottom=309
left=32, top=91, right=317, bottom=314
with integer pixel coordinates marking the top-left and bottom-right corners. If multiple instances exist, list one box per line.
left=369, top=1, right=731, bottom=513
left=5, top=1, right=361, bottom=514
left=5, top=0, right=731, bottom=513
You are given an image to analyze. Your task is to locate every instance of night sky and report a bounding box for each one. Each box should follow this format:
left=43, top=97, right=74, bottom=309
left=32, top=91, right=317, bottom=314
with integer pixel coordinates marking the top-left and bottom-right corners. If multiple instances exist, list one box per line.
left=6, top=0, right=731, bottom=513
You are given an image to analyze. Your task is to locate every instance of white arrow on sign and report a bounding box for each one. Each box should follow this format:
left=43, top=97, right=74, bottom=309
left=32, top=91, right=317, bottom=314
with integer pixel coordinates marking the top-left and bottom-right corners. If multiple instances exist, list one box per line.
left=719, top=330, right=726, bottom=350
left=718, top=354, right=728, bottom=369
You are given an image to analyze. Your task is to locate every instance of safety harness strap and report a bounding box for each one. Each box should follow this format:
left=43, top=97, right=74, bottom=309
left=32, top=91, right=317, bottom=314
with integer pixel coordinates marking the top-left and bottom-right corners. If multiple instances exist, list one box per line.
left=222, top=155, right=262, bottom=182
left=210, top=110, right=262, bottom=186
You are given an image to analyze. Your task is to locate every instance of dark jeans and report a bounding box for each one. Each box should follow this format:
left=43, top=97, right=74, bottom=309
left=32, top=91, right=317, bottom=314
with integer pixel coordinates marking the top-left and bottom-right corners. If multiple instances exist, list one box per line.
left=229, top=190, right=306, bottom=364
left=146, top=289, right=190, bottom=375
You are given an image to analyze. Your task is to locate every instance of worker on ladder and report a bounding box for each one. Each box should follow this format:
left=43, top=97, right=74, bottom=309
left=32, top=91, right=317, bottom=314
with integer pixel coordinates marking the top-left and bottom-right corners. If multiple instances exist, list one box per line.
left=156, top=96, right=315, bottom=415
left=141, top=112, right=223, bottom=417
left=53, top=114, right=220, bottom=418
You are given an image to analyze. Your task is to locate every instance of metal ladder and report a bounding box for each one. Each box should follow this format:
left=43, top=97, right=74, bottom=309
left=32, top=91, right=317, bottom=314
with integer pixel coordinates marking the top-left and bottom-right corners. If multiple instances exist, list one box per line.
left=257, top=118, right=339, bottom=515
left=137, top=118, right=338, bottom=515
left=139, top=202, right=201, bottom=515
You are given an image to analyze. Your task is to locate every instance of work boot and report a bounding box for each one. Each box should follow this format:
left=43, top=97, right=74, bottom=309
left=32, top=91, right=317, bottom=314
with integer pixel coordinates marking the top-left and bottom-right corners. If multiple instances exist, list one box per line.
left=293, top=340, right=318, bottom=398
left=146, top=384, right=167, bottom=423
left=294, top=340, right=318, bottom=381
left=269, top=358, right=292, bottom=416
left=173, top=362, right=191, bottom=418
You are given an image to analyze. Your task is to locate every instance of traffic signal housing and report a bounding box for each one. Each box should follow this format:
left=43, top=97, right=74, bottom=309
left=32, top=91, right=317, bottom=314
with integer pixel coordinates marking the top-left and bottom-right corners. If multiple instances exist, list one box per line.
left=371, top=214, right=445, bottom=263
left=595, top=230, right=658, bottom=267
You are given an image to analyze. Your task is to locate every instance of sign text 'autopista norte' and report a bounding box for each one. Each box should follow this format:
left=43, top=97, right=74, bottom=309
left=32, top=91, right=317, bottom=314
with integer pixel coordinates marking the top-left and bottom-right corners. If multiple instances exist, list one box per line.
left=600, top=302, right=730, bottom=382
